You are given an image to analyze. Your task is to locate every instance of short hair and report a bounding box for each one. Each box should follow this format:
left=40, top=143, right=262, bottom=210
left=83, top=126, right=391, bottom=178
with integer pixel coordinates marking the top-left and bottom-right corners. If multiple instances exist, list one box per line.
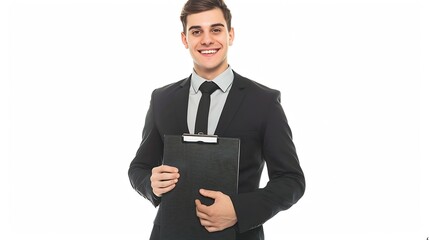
left=180, top=0, right=232, bottom=33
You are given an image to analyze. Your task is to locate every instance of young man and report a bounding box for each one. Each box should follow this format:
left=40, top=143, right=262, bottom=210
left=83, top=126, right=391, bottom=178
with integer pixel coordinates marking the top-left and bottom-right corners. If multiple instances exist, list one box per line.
left=128, top=0, right=305, bottom=239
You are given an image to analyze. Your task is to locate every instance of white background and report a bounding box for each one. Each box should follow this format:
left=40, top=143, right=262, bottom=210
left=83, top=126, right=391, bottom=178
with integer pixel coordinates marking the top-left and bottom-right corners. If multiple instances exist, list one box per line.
left=1, top=0, right=428, bottom=239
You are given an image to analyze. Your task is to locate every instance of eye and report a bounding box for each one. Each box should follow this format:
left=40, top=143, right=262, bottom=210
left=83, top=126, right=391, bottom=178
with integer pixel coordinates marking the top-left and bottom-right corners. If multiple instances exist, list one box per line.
left=191, top=30, right=201, bottom=36
left=212, top=28, right=222, bottom=33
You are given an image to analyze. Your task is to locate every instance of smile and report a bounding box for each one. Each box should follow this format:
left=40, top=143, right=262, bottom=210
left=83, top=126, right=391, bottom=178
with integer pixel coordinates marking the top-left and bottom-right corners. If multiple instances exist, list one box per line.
left=199, top=49, right=219, bottom=55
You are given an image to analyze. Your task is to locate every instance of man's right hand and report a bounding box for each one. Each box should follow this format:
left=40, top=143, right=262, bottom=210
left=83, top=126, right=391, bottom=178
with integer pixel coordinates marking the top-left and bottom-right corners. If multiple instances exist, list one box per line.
left=150, top=165, right=180, bottom=197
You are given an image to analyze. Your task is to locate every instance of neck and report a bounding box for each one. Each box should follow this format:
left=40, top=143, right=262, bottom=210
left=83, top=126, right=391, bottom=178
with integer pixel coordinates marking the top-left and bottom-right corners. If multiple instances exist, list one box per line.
left=194, top=63, right=229, bottom=80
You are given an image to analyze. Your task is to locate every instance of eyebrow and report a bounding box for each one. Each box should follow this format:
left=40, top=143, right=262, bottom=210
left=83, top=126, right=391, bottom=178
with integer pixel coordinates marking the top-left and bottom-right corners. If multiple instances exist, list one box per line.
left=188, top=23, right=225, bottom=32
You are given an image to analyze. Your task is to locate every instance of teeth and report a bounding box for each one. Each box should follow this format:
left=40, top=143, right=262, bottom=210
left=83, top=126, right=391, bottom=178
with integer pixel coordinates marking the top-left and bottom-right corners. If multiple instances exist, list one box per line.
left=201, top=50, right=217, bottom=54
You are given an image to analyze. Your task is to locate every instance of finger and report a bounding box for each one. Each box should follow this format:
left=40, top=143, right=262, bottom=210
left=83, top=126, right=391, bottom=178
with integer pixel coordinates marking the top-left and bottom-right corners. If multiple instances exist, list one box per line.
left=196, top=211, right=214, bottom=228
left=199, top=189, right=220, bottom=199
left=152, top=178, right=178, bottom=188
left=151, top=172, right=180, bottom=182
left=160, top=183, right=177, bottom=193
left=151, top=165, right=179, bottom=177
left=205, top=226, right=219, bottom=233
left=154, top=183, right=176, bottom=196
left=196, top=211, right=210, bottom=221
left=160, top=172, right=180, bottom=180
left=195, top=199, right=211, bottom=214
left=195, top=205, right=210, bottom=220
left=199, top=218, right=213, bottom=227
left=159, top=165, right=179, bottom=173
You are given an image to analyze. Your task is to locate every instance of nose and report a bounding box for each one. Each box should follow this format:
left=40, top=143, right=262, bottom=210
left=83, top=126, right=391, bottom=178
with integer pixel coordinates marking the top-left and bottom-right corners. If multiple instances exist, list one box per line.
left=200, top=32, right=214, bottom=45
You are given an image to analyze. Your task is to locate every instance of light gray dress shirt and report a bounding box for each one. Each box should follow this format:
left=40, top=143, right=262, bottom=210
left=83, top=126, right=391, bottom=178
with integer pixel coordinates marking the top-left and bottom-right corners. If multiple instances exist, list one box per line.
left=187, top=66, right=234, bottom=135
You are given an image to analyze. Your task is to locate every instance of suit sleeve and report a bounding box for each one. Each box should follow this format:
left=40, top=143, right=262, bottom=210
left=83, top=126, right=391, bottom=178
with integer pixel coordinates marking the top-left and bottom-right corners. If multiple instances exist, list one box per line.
left=128, top=90, right=163, bottom=207
left=230, top=91, right=305, bottom=232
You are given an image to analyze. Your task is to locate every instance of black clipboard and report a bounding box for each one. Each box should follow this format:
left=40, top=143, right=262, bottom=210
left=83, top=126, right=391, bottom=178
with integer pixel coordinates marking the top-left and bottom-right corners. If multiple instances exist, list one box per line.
left=159, top=134, right=240, bottom=240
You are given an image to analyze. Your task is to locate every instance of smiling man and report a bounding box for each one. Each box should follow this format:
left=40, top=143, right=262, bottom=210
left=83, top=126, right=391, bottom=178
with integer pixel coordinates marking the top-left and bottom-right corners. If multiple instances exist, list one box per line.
left=128, top=0, right=305, bottom=239
left=181, top=8, right=233, bottom=80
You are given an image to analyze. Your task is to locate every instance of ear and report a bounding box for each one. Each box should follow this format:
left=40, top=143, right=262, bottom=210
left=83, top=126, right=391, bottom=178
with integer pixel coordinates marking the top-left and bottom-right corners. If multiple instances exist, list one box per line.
left=181, top=32, right=189, bottom=49
left=228, top=27, right=235, bottom=46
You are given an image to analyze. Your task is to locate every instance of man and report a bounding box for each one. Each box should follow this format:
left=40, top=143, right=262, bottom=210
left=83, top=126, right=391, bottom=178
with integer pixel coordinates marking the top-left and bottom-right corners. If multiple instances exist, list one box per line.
left=128, top=0, right=305, bottom=239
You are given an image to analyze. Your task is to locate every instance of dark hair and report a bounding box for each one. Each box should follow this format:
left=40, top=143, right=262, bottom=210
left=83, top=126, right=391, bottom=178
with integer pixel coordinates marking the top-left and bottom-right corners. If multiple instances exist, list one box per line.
left=180, top=0, right=232, bottom=33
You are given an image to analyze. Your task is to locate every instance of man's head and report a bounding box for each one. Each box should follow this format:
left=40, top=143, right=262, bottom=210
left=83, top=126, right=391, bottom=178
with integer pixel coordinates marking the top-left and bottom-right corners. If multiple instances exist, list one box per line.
left=180, top=0, right=232, bottom=34
left=180, top=0, right=234, bottom=80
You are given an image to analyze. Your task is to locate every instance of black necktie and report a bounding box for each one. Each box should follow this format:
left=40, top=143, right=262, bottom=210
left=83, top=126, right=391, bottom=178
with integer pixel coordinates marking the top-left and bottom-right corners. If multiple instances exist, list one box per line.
left=195, top=81, right=219, bottom=134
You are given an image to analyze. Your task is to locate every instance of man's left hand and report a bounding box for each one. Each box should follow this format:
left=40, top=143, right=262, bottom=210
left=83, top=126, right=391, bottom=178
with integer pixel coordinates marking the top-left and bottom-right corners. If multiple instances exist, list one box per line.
left=195, top=189, right=238, bottom=232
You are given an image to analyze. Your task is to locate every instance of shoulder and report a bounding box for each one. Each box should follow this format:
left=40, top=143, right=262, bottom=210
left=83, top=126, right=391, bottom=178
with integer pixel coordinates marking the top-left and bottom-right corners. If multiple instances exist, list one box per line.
left=151, top=76, right=191, bottom=98
left=233, top=71, right=281, bottom=99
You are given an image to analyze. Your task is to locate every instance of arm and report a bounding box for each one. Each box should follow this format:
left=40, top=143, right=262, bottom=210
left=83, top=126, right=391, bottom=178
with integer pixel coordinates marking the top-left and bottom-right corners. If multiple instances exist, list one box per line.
left=231, top=91, right=306, bottom=232
left=128, top=91, right=164, bottom=207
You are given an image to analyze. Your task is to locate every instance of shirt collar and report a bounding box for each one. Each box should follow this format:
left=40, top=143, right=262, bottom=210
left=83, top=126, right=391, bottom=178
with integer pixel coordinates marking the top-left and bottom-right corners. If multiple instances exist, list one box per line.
left=190, top=66, right=234, bottom=94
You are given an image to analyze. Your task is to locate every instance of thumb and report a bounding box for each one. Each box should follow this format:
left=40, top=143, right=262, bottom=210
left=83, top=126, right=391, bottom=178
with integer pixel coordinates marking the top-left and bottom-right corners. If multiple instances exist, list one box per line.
left=199, top=189, right=220, bottom=199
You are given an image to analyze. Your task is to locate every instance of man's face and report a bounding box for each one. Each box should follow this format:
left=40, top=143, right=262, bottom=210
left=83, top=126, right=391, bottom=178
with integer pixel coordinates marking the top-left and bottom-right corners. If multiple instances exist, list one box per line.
left=181, top=8, right=234, bottom=80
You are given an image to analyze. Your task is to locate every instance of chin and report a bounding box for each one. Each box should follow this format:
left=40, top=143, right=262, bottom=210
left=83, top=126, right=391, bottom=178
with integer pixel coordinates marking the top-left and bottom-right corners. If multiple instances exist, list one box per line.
left=198, top=64, right=223, bottom=73
left=198, top=59, right=227, bottom=70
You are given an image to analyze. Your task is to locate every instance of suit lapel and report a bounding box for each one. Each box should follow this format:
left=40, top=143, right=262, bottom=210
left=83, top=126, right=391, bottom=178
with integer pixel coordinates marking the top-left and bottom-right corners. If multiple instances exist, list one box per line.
left=175, top=76, right=191, bottom=134
left=215, top=72, right=249, bottom=135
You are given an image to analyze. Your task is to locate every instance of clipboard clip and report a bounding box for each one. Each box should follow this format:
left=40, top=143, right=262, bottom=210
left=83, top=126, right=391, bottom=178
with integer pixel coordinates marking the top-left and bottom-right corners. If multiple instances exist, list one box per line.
left=182, top=133, right=218, bottom=144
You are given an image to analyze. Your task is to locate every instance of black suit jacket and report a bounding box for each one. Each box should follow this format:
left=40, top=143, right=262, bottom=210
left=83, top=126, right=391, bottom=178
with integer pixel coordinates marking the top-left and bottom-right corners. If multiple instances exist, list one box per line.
left=128, top=71, right=305, bottom=240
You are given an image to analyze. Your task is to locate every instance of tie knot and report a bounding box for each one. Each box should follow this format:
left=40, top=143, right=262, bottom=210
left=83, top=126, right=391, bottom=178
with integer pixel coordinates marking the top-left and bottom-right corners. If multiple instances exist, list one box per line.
left=199, top=81, right=219, bottom=95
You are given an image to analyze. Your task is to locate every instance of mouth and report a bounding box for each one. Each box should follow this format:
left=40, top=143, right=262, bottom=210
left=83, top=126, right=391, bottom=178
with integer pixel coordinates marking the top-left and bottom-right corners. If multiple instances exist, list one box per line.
left=198, top=49, right=220, bottom=56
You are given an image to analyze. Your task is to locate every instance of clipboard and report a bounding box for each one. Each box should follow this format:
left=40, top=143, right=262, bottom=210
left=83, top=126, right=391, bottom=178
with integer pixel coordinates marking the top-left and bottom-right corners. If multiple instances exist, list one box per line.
left=159, top=134, right=240, bottom=240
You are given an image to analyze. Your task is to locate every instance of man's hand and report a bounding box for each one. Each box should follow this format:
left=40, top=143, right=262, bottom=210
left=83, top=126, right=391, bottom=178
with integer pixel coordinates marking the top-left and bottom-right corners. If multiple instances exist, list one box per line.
left=150, top=165, right=180, bottom=197
left=195, top=189, right=237, bottom=232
